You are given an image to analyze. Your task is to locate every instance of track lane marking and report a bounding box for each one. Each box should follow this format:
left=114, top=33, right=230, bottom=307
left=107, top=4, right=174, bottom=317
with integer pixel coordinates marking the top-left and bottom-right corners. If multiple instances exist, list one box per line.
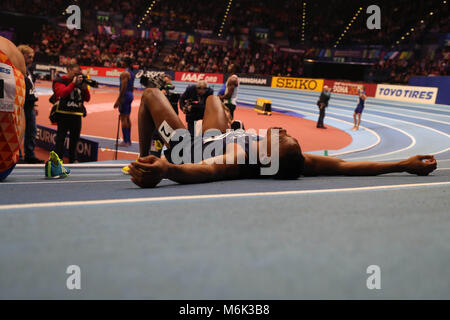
left=1, top=181, right=449, bottom=210
left=0, top=179, right=130, bottom=185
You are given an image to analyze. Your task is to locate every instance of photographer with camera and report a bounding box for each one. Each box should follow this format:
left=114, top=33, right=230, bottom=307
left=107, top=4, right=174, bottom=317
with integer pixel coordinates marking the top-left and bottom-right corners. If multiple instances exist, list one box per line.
left=161, top=74, right=179, bottom=114
left=180, top=80, right=213, bottom=137
left=52, top=64, right=91, bottom=163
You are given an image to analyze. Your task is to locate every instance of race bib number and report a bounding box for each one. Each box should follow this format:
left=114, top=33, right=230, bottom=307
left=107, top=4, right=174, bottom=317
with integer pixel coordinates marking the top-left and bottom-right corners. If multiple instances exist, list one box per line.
left=0, top=62, right=16, bottom=112
left=158, top=120, right=174, bottom=145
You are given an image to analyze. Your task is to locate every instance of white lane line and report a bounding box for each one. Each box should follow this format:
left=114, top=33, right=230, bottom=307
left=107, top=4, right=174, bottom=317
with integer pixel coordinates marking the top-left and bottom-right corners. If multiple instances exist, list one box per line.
left=0, top=179, right=130, bottom=185
left=379, top=147, right=450, bottom=162
left=1, top=181, right=449, bottom=210
left=242, top=87, right=450, bottom=115
left=266, top=102, right=416, bottom=158
left=80, top=133, right=139, bottom=144
left=100, top=148, right=139, bottom=155
left=338, top=104, right=450, bottom=125
left=16, top=163, right=129, bottom=168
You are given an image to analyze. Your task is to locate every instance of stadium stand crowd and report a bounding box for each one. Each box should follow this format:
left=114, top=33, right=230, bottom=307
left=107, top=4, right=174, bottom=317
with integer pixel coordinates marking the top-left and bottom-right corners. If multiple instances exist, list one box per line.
left=2, top=0, right=448, bottom=82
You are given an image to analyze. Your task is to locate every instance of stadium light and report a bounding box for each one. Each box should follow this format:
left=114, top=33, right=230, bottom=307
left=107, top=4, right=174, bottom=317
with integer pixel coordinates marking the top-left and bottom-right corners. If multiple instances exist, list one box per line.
left=334, top=7, right=362, bottom=47
left=300, top=1, right=307, bottom=43
left=137, top=0, right=159, bottom=29
left=393, top=0, right=447, bottom=47
left=218, top=0, right=233, bottom=37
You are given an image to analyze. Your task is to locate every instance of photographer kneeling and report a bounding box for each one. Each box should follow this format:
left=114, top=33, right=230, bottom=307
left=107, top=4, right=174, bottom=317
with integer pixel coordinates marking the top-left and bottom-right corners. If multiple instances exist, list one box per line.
left=52, top=64, right=91, bottom=163
left=180, top=80, right=213, bottom=137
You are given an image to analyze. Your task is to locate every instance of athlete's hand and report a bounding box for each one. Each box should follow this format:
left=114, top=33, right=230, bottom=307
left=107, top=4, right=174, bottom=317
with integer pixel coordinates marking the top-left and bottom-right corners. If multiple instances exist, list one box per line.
left=129, top=155, right=169, bottom=188
left=402, top=155, right=437, bottom=176
left=114, top=100, right=120, bottom=109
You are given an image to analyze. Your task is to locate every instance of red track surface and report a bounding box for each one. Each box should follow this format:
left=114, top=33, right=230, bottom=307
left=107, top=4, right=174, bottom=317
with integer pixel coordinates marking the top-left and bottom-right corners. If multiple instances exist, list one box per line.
left=33, top=81, right=352, bottom=162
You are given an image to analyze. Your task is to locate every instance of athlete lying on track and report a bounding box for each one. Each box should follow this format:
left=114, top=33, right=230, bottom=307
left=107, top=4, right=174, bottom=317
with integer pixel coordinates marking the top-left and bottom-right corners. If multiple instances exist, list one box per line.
left=129, top=88, right=437, bottom=188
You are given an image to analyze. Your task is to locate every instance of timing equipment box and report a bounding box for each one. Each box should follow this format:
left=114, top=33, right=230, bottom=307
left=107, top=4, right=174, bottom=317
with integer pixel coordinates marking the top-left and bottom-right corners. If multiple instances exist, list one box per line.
left=255, top=98, right=272, bottom=115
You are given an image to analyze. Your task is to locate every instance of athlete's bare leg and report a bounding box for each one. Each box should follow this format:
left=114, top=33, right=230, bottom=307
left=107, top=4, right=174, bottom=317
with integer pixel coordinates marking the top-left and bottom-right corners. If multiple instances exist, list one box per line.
left=138, top=88, right=185, bottom=157
left=202, top=95, right=230, bottom=134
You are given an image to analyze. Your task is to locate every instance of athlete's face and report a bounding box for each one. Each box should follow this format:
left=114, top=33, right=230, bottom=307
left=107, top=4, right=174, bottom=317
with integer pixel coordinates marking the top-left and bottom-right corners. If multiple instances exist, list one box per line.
left=265, top=127, right=297, bottom=157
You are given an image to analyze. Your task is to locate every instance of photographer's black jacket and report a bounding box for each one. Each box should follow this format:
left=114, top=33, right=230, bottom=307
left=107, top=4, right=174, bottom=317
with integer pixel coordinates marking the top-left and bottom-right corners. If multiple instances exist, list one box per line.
left=52, top=75, right=90, bottom=116
left=180, top=85, right=213, bottom=121
left=24, top=67, right=38, bottom=109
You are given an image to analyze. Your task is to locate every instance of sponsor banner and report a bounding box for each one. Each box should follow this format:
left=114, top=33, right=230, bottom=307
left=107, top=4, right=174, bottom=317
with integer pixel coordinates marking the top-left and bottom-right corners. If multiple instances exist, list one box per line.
left=324, top=80, right=377, bottom=97
left=271, top=77, right=324, bottom=91
left=224, top=74, right=271, bottom=87
left=200, top=38, right=229, bottom=46
left=135, top=70, right=175, bottom=80
left=334, top=50, right=362, bottom=58
left=35, top=64, right=68, bottom=73
left=81, top=66, right=125, bottom=78
left=36, top=125, right=98, bottom=162
left=194, top=29, right=213, bottom=36
left=175, top=72, right=224, bottom=84
left=375, top=84, right=438, bottom=104
left=279, top=48, right=305, bottom=54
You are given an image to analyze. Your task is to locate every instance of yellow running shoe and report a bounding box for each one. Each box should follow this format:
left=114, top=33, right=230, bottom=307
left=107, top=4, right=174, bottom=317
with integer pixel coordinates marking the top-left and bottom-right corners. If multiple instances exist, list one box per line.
left=44, top=151, right=70, bottom=178
left=121, top=165, right=131, bottom=175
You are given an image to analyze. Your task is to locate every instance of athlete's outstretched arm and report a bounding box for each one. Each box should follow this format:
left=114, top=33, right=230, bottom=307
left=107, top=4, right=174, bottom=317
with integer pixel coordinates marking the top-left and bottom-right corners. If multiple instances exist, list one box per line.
left=129, top=144, right=246, bottom=188
left=303, top=154, right=437, bottom=176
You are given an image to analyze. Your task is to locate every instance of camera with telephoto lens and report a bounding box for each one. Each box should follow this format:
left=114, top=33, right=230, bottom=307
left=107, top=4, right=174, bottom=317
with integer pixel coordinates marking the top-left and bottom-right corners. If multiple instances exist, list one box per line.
left=183, top=98, right=200, bottom=114
left=139, top=71, right=174, bottom=92
left=81, top=75, right=99, bottom=88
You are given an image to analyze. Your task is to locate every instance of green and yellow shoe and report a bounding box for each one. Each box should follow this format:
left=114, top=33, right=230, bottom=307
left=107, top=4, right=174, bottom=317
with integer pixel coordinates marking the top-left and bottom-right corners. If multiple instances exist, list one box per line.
left=44, top=151, right=71, bottom=179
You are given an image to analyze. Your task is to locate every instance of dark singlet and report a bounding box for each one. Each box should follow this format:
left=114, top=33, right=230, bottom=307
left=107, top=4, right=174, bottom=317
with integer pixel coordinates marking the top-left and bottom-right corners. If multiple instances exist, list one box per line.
left=122, top=68, right=136, bottom=102
left=164, top=130, right=263, bottom=176
left=358, top=90, right=366, bottom=107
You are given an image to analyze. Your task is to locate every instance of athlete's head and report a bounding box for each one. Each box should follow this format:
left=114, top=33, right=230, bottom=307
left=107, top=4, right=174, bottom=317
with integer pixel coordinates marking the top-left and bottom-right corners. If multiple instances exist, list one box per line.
left=263, top=127, right=305, bottom=179
left=122, top=56, right=133, bottom=69
left=323, top=85, right=330, bottom=92
left=228, top=74, right=239, bottom=87
left=66, top=63, right=82, bottom=80
left=17, top=45, right=34, bottom=67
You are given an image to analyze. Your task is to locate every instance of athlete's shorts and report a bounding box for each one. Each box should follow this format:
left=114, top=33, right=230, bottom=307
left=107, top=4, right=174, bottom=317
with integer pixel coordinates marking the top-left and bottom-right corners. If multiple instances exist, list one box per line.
left=224, top=103, right=236, bottom=119
left=354, top=104, right=365, bottom=114
left=119, top=93, right=133, bottom=115
left=0, top=50, right=26, bottom=181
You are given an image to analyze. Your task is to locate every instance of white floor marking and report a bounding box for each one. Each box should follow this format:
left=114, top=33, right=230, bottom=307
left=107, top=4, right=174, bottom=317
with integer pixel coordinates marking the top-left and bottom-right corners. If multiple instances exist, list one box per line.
left=1, top=181, right=449, bottom=210
left=0, top=179, right=129, bottom=186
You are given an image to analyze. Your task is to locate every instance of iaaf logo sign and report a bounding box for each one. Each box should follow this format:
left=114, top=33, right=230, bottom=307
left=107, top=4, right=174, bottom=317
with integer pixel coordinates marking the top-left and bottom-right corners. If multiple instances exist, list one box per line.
left=181, top=73, right=217, bottom=83
left=175, top=72, right=223, bottom=84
